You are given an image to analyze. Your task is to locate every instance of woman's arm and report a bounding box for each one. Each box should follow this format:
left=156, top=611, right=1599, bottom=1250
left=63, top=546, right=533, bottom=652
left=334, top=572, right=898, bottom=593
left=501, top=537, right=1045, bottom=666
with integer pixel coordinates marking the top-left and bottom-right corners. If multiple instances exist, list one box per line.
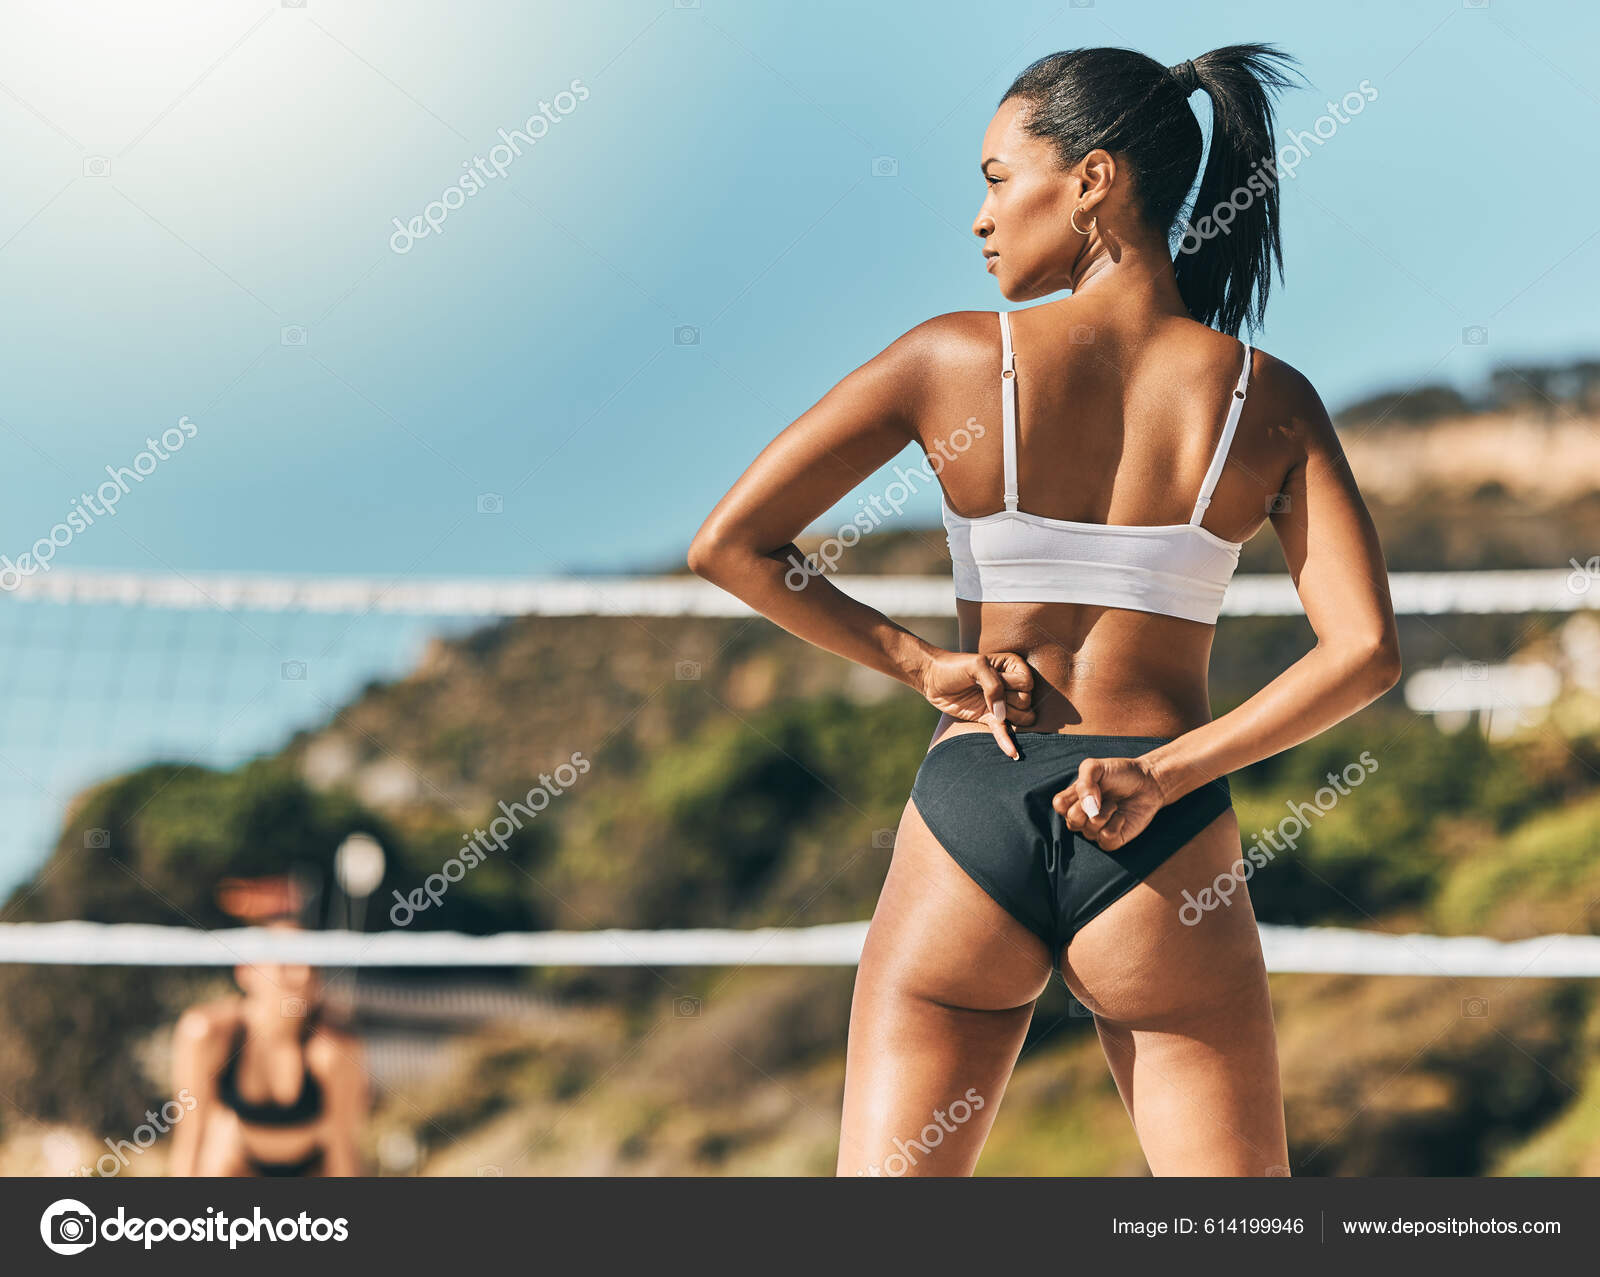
left=311, top=1030, right=368, bottom=1177
left=1056, top=361, right=1401, bottom=846
left=167, top=1008, right=221, bottom=1177
left=688, top=315, right=1035, bottom=755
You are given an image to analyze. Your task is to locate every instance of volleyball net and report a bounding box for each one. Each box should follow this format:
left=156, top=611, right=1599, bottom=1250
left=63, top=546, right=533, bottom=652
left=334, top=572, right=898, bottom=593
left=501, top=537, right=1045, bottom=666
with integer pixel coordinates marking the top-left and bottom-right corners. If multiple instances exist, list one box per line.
left=0, top=565, right=1594, bottom=979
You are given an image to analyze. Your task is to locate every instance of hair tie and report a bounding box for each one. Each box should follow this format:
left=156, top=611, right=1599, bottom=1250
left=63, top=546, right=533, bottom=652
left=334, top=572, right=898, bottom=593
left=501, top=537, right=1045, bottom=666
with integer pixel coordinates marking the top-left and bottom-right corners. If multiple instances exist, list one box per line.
left=1168, top=59, right=1201, bottom=95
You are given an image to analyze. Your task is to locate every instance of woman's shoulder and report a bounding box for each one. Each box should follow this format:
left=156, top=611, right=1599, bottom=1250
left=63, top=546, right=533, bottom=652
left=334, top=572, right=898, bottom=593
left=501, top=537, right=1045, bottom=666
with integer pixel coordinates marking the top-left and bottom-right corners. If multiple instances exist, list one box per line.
left=1245, top=343, right=1318, bottom=402
left=304, top=1021, right=363, bottom=1075
left=1240, top=345, right=1339, bottom=453
left=843, top=311, right=1002, bottom=421
left=884, top=310, right=1005, bottom=364
left=173, top=998, right=241, bottom=1052
left=1153, top=320, right=1333, bottom=470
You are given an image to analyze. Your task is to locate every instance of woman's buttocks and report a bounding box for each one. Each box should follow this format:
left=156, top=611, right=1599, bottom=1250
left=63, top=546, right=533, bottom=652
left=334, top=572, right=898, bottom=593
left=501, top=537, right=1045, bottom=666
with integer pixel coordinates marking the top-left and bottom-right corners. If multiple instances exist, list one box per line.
left=956, top=599, right=1217, bottom=738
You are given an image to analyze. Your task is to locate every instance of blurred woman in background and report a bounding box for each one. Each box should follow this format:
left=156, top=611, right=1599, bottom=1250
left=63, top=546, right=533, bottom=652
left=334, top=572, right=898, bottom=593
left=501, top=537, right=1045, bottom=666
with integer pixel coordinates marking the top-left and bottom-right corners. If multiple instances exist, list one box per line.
left=169, top=876, right=367, bottom=1176
left=691, top=44, right=1399, bottom=1175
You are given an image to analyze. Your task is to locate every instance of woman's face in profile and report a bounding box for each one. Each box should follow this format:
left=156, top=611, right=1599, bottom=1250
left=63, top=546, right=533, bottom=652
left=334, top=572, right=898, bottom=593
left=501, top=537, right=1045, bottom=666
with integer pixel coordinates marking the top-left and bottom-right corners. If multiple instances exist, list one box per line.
left=972, top=98, right=1082, bottom=301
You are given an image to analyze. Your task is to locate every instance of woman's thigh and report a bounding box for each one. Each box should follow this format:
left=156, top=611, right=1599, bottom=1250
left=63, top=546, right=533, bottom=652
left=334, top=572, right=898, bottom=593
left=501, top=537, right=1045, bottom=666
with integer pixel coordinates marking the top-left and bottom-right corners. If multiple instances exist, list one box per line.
left=1061, top=810, right=1289, bottom=1176
left=836, top=795, right=1054, bottom=1176
left=192, top=1108, right=252, bottom=1176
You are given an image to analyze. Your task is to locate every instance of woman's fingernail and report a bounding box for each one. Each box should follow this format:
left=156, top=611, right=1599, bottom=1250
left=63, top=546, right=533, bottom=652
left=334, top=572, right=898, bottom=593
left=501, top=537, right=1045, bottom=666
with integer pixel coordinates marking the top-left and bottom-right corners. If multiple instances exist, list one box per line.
left=1083, top=795, right=1101, bottom=819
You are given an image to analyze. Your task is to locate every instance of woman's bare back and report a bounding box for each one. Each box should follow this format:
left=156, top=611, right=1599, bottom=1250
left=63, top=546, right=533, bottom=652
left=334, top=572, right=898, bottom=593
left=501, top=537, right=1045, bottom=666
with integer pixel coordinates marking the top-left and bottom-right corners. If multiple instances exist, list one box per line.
left=914, top=298, right=1305, bottom=735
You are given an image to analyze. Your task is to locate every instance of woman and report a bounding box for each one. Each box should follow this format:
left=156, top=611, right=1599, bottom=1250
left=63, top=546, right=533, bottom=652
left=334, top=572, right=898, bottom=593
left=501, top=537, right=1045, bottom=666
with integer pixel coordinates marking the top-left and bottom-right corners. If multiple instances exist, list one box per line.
left=169, top=877, right=367, bottom=1176
left=688, top=44, right=1399, bottom=1176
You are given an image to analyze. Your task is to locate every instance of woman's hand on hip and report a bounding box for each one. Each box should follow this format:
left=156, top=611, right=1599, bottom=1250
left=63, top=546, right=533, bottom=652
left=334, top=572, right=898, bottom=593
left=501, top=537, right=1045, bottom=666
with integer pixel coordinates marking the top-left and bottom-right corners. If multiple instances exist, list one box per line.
left=918, top=649, right=1035, bottom=758
left=1053, top=755, right=1166, bottom=850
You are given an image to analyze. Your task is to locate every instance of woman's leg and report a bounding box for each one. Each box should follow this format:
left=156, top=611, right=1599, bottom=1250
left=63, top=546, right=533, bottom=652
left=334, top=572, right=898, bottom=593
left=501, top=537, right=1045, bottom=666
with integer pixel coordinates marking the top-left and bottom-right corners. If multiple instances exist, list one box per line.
left=836, top=796, right=1054, bottom=1176
left=1060, top=810, right=1290, bottom=1176
left=191, top=1108, right=253, bottom=1176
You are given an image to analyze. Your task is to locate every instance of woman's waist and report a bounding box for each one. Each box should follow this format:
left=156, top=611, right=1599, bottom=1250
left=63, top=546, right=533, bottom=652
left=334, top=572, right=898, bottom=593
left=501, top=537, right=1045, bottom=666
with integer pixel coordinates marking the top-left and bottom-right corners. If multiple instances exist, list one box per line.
left=1028, top=679, right=1210, bottom=732
left=233, top=1120, right=324, bottom=1149
left=225, top=1120, right=324, bottom=1158
left=985, top=654, right=1212, bottom=736
left=960, top=607, right=1205, bottom=714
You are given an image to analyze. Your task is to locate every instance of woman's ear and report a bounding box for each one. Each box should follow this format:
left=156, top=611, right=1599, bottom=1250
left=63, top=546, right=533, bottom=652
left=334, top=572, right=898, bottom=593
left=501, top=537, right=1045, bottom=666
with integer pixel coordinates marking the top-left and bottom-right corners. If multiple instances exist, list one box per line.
left=1079, top=147, right=1117, bottom=213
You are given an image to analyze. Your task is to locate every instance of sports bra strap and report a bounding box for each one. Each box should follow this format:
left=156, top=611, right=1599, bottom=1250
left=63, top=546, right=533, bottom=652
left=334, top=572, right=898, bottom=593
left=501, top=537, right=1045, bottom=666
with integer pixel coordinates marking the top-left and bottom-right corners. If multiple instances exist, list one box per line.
left=1188, top=342, right=1254, bottom=525
left=998, top=311, right=1018, bottom=512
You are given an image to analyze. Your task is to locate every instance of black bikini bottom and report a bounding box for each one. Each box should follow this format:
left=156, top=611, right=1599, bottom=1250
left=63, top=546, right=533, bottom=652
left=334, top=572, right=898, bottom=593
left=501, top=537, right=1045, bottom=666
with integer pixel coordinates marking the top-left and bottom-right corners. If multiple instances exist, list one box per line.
left=246, top=1146, right=325, bottom=1177
left=909, top=730, right=1233, bottom=963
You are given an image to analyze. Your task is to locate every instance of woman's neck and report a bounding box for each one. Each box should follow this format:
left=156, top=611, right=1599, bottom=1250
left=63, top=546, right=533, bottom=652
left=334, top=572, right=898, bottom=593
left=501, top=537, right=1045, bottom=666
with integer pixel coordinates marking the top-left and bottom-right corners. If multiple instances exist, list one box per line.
left=1066, top=228, right=1188, bottom=319
left=241, top=998, right=310, bottom=1043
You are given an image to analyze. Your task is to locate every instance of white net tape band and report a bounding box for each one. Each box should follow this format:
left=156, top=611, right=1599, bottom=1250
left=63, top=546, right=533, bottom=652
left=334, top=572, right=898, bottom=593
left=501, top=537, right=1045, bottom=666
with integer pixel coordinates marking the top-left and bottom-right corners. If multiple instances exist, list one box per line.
left=2, top=921, right=1599, bottom=977
left=2, top=569, right=1593, bottom=617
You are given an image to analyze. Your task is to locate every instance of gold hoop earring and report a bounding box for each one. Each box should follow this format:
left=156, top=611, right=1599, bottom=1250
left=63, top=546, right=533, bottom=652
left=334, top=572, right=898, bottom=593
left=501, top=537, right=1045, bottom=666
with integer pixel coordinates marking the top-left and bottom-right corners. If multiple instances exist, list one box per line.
left=1070, top=206, right=1096, bottom=236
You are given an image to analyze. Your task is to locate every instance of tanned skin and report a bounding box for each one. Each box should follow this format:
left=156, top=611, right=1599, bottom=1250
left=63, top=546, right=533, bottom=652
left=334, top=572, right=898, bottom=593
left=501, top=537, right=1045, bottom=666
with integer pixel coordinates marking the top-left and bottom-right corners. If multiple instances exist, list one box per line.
left=169, top=942, right=367, bottom=1177
left=689, top=96, right=1399, bottom=1176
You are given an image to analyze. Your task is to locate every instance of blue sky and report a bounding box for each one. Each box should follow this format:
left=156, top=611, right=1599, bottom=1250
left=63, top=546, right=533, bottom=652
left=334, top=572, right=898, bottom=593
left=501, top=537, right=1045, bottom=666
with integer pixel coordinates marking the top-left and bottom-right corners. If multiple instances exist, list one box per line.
left=1, top=0, right=1598, bottom=580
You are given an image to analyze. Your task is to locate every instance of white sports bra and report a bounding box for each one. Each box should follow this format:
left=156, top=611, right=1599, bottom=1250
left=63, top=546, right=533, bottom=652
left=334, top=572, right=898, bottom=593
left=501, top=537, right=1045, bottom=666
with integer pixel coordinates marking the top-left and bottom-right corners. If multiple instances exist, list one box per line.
left=941, top=311, right=1253, bottom=625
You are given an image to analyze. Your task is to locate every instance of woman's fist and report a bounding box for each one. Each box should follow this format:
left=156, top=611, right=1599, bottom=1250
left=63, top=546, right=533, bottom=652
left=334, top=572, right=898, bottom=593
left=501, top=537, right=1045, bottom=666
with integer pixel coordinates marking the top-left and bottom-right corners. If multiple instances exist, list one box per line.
left=918, top=650, right=1035, bottom=758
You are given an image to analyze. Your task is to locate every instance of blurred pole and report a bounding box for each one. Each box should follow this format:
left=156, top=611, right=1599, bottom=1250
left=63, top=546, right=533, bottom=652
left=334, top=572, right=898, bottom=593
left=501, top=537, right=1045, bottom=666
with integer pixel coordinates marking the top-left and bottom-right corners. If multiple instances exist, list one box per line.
left=333, top=833, right=386, bottom=1003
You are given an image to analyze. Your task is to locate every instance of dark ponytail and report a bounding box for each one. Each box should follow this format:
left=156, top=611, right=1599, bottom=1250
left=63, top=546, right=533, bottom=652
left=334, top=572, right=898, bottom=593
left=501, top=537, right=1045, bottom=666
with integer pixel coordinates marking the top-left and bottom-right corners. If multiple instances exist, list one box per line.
left=1001, top=44, right=1300, bottom=336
